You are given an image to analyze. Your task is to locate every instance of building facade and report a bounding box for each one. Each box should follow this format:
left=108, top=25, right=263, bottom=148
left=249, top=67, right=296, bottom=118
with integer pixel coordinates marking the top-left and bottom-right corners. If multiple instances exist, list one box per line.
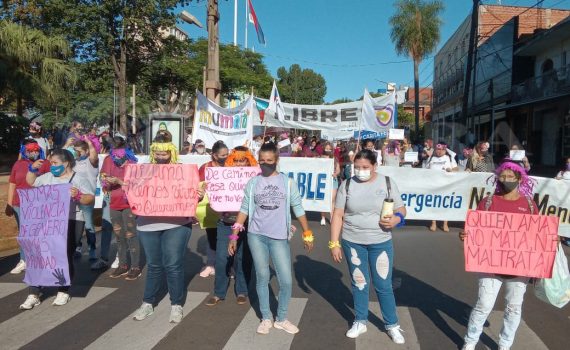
left=403, top=87, right=433, bottom=122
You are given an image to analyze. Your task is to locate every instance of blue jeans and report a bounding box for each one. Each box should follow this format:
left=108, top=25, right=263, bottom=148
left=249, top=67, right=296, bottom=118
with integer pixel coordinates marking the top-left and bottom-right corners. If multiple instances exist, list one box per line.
left=341, top=239, right=399, bottom=329
left=99, top=196, right=113, bottom=261
left=214, top=221, right=248, bottom=299
left=14, top=206, right=24, bottom=261
left=78, top=204, right=96, bottom=251
left=464, top=275, right=529, bottom=348
left=248, top=233, right=291, bottom=322
left=138, top=225, right=192, bottom=306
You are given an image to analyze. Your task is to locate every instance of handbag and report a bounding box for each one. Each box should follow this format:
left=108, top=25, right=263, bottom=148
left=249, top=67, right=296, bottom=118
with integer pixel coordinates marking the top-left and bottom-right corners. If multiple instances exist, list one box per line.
left=534, top=243, right=570, bottom=308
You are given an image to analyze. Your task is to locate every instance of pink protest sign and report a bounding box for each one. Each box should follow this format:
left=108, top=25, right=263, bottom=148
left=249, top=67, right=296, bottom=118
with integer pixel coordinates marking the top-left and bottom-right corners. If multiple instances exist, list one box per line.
left=205, top=166, right=260, bottom=212
left=464, top=210, right=559, bottom=278
left=17, top=184, right=72, bottom=287
left=124, top=164, right=200, bottom=217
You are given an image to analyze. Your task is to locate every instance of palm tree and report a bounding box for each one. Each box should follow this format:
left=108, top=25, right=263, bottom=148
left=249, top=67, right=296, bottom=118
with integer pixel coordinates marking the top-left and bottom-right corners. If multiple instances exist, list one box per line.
left=0, top=21, right=76, bottom=116
left=389, top=0, right=443, bottom=137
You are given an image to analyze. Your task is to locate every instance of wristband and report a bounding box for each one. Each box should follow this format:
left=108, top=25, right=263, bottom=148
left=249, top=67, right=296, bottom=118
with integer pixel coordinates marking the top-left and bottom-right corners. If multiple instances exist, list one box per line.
left=28, top=164, right=39, bottom=173
left=328, top=240, right=341, bottom=249
left=303, top=235, right=314, bottom=243
left=302, top=230, right=313, bottom=238
left=229, top=234, right=240, bottom=241
left=394, top=212, right=405, bottom=227
left=72, top=189, right=83, bottom=202
left=231, top=223, right=245, bottom=232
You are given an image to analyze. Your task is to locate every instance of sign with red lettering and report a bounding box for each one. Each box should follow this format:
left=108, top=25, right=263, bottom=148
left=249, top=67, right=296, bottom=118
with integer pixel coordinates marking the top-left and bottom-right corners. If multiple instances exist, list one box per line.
left=124, top=164, right=200, bottom=217
left=464, top=210, right=559, bottom=278
left=205, top=167, right=260, bottom=212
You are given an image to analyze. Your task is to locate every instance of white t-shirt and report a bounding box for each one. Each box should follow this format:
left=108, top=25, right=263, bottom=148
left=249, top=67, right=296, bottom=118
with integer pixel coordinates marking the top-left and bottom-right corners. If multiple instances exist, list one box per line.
left=556, top=171, right=570, bottom=181
left=426, top=155, right=457, bottom=171
left=33, top=172, right=95, bottom=221
left=74, top=158, right=98, bottom=187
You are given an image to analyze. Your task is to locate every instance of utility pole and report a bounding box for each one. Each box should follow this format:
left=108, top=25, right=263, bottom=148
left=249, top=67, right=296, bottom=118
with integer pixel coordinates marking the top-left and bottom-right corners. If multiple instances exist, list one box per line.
left=461, top=0, right=480, bottom=131
left=206, top=0, right=221, bottom=104
left=131, top=84, right=136, bottom=136
left=489, top=78, right=495, bottom=153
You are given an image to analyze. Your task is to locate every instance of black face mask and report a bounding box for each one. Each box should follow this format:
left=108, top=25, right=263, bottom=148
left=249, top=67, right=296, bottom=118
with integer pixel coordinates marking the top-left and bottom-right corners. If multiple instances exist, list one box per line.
left=217, top=157, right=227, bottom=166
left=260, top=163, right=277, bottom=177
left=500, top=180, right=519, bottom=194
left=155, top=158, right=170, bottom=164
left=113, top=157, right=127, bottom=167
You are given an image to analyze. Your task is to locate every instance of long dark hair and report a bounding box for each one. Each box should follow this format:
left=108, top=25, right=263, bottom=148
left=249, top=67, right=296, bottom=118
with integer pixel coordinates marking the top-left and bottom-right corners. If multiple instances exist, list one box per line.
left=212, top=140, right=228, bottom=158
left=354, top=149, right=377, bottom=165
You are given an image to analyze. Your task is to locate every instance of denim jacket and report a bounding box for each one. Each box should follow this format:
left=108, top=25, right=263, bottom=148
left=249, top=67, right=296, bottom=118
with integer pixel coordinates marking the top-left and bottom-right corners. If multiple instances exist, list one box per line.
left=239, top=173, right=305, bottom=231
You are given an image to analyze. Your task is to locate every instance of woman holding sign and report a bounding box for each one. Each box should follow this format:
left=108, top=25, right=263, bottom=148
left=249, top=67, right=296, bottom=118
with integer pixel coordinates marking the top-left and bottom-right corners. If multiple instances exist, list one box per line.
left=329, top=149, right=407, bottom=344
left=459, top=161, right=539, bottom=350
left=133, top=134, right=205, bottom=324
left=206, top=146, right=257, bottom=307
left=21, top=149, right=95, bottom=309
left=228, top=142, right=314, bottom=335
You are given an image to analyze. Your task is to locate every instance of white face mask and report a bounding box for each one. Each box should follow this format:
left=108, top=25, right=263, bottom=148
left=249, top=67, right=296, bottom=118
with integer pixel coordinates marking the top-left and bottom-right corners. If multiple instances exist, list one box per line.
left=354, top=169, right=372, bottom=181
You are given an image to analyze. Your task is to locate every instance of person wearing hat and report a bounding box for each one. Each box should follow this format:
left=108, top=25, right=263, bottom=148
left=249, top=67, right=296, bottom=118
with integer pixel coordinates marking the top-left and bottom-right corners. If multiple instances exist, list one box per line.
left=192, top=139, right=208, bottom=155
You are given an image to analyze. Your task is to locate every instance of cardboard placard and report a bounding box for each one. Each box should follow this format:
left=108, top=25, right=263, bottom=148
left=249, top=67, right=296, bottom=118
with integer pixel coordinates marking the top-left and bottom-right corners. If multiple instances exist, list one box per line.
left=205, top=167, right=261, bottom=212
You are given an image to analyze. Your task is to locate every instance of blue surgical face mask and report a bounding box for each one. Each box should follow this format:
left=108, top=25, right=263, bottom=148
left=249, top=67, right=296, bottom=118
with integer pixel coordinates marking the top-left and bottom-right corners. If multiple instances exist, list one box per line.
left=50, top=165, right=65, bottom=177
left=78, top=154, right=88, bottom=161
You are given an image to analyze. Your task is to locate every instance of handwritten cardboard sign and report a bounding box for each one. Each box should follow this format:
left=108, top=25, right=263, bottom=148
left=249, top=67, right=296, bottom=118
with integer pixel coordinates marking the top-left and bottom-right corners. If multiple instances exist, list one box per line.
left=510, top=150, right=526, bottom=161
left=124, top=164, right=200, bottom=217
left=464, top=210, right=558, bottom=278
left=205, top=166, right=260, bottom=212
left=17, top=184, right=71, bottom=287
left=404, top=152, right=419, bottom=163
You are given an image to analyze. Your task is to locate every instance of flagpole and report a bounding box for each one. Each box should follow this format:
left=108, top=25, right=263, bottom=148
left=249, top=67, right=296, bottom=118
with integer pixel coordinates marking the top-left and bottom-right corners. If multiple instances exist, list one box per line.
left=356, top=89, right=365, bottom=150
left=245, top=0, right=248, bottom=49
left=233, top=0, right=238, bottom=46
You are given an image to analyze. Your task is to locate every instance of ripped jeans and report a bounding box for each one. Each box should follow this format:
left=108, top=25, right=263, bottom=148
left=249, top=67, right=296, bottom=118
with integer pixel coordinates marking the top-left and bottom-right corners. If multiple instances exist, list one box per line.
left=110, top=208, right=140, bottom=269
left=464, top=275, right=529, bottom=348
left=341, top=239, right=399, bottom=329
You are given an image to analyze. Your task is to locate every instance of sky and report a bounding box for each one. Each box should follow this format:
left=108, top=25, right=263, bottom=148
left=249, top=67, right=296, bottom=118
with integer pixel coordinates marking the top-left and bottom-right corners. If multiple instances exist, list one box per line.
left=177, top=0, right=570, bottom=103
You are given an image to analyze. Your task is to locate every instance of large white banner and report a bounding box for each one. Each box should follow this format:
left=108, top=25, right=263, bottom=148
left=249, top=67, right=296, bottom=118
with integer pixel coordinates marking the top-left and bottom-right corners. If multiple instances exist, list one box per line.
left=193, top=91, right=254, bottom=149
left=379, top=167, right=570, bottom=237
left=257, top=93, right=396, bottom=131
left=95, top=155, right=333, bottom=212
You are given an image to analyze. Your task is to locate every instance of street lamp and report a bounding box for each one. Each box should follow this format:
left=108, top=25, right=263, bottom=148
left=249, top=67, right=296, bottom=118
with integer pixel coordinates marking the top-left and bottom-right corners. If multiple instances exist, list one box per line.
left=179, top=10, right=203, bottom=28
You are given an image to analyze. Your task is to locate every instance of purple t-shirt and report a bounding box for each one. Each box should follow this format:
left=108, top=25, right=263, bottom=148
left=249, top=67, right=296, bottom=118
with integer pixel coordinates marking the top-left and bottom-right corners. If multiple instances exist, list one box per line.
left=249, top=175, right=288, bottom=239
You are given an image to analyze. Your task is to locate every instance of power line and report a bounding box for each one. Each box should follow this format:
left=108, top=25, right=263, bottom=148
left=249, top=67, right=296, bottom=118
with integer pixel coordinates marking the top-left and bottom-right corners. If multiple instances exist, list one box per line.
left=258, top=52, right=418, bottom=68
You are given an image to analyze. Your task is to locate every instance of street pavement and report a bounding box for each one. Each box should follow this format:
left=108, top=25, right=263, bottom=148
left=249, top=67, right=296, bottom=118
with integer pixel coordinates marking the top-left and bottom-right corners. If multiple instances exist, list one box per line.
left=0, top=219, right=569, bottom=350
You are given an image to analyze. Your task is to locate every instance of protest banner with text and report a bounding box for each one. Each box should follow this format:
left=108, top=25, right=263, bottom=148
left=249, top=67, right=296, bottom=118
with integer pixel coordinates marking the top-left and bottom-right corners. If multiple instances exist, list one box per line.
left=17, top=184, right=72, bottom=287
left=205, top=166, right=261, bottom=212
left=124, top=164, right=200, bottom=217
left=464, top=210, right=558, bottom=278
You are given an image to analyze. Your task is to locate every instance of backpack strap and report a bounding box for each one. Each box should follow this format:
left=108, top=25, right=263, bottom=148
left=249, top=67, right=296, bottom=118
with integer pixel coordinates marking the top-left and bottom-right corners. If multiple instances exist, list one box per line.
left=386, top=176, right=392, bottom=200
left=526, top=196, right=535, bottom=214
left=484, top=195, right=493, bottom=211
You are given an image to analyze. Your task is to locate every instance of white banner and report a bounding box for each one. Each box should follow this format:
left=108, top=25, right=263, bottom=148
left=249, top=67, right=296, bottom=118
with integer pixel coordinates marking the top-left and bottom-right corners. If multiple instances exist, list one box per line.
left=257, top=93, right=396, bottom=131
left=378, top=167, right=570, bottom=237
left=361, top=90, right=396, bottom=133
left=193, top=91, right=254, bottom=149
left=95, top=155, right=332, bottom=212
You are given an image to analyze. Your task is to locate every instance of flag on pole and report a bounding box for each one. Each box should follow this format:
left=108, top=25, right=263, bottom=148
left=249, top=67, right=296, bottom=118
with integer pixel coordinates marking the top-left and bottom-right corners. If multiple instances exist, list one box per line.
left=248, top=0, right=265, bottom=45
left=361, top=89, right=396, bottom=133
left=267, top=80, right=285, bottom=122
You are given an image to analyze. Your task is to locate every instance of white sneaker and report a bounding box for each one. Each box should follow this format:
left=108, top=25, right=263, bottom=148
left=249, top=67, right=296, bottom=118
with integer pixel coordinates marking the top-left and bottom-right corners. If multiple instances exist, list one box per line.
left=52, top=292, right=70, bottom=306
left=169, top=305, right=183, bottom=323
left=20, top=294, right=40, bottom=310
left=111, top=255, right=119, bottom=269
left=462, top=343, right=476, bottom=350
left=387, top=326, right=405, bottom=344
left=256, top=319, right=273, bottom=334
left=498, top=347, right=510, bottom=350
left=133, top=302, right=154, bottom=321
left=320, top=217, right=326, bottom=226
left=10, top=260, right=26, bottom=274
left=346, top=321, right=367, bottom=338
left=199, top=265, right=215, bottom=278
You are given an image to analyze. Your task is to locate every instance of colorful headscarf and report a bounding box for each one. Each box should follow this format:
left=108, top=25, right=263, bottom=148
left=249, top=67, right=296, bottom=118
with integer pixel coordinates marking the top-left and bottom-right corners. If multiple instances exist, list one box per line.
left=488, top=160, right=536, bottom=199
left=19, top=142, right=45, bottom=161
left=225, top=149, right=258, bottom=167
left=110, top=147, right=138, bottom=165
left=150, top=141, right=178, bottom=164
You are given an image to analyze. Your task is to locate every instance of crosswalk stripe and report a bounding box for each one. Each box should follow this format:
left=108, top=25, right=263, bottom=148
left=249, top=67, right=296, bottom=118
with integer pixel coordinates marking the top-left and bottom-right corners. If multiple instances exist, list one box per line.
left=486, top=311, right=549, bottom=350
left=0, top=286, right=116, bottom=350
left=356, top=304, right=420, bottom=350
left=84, top=291, right=208, bottom=350
left=222, top=298, right=308, bottom=350
left=0, top=283, right=26, bottom=299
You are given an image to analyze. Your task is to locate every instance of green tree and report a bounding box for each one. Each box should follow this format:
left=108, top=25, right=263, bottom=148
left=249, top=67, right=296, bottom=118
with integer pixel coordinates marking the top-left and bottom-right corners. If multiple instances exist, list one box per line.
left=0, top=20, right=76, bottom=117
left=397, top=104, right=415, bottom=128
left=389, top=0, right=443, bottom=135
left=276, top=64, right=327, bottom=104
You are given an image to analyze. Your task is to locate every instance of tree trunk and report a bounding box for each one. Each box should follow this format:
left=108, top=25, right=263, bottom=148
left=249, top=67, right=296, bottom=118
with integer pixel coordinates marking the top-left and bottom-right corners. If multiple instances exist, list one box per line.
left=118, top=41, right=128, bottom=136
left=16, top=95, right=23, bottom=117
left=413, top=59, right=420, bottom=138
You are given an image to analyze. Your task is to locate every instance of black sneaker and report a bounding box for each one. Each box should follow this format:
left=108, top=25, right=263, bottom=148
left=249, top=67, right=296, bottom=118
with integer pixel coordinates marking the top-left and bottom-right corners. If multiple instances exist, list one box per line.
left=125, top=267, right=142, bottom=281
left=109, top=265, right=129, bottom=278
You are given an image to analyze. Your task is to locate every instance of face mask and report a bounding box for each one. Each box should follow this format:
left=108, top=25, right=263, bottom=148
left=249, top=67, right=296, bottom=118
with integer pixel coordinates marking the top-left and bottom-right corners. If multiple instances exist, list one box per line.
left=155, top=158, right=170, bottom=164
left=354, top=169, right=372, bottom=181
left=50, top=165, right=65, bottom=177
left=113, top=157, right=127, bottom=167
left=324, top=150, right=332, bottom=155
left=500, top=180, right=519, bottom=194
left=260, top=163, right=277, bottom=177
left=26, top=153, right=39, bottom=161
left=196, top=147, right=205, bottom=154
left=480, top=150, right=488, bottom=156
left=78, top=154, right=88, bottom=161
left=217, top=158, right=227, bottom=166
